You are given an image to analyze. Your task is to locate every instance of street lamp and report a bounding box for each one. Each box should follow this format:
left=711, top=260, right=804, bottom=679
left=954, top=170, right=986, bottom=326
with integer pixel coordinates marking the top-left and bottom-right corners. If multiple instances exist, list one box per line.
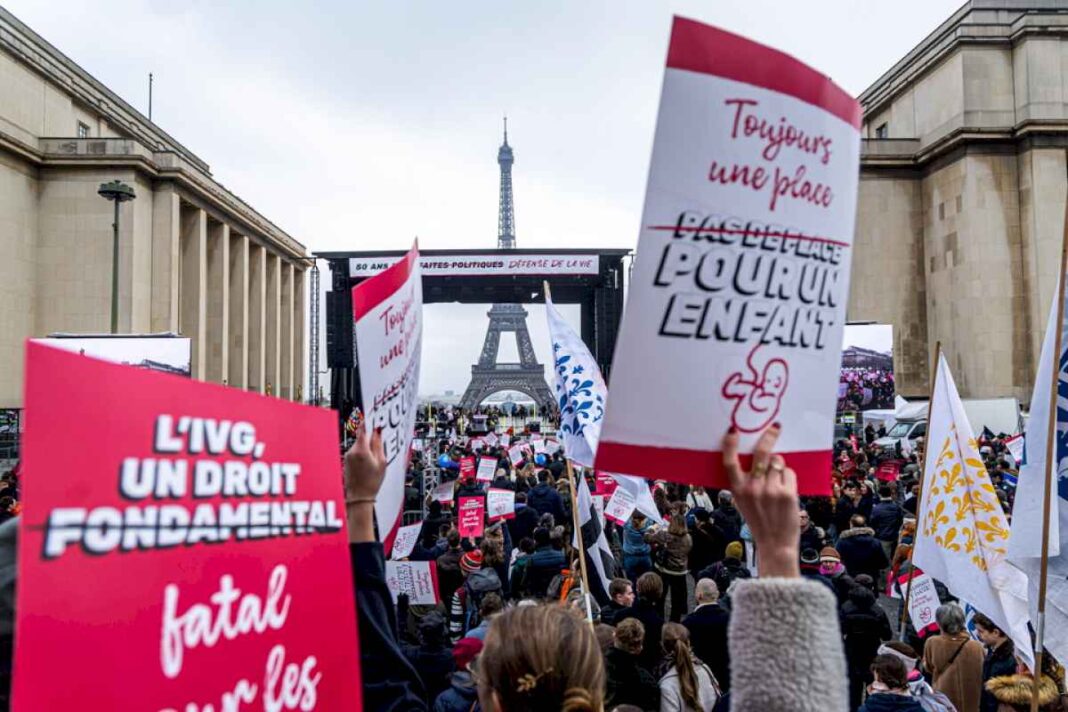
left=97, top=180, right=136, bottom=333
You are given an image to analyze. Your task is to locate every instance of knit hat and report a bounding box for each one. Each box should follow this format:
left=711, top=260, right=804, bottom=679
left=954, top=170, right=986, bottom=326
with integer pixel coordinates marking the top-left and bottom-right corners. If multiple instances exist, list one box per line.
left=819, top=546, right=841, bottom=563
left=460, top=550, right=483, bottom=574
left=453, top=637, right=484, bottom=670
left=725, top=541, right=744, bottom=560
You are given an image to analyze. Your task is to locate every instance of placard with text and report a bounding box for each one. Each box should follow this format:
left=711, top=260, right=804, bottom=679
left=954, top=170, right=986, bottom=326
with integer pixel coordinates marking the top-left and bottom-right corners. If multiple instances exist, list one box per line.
left=457, top=497, right=485, bottom=538
left=595, top=17, right=860, bottom=495
left=13, top=342, right=362, bottom=711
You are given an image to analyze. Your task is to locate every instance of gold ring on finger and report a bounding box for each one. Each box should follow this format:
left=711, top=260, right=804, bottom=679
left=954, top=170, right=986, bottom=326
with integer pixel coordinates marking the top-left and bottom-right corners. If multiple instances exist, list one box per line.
left=753, top=461, right=768, bottom=477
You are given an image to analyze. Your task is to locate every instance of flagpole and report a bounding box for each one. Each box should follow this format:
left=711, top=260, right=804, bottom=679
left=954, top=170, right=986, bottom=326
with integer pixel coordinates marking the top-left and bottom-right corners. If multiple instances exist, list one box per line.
left=564, top=458, right=595, bottom=624
left=1031, top=209, right=1068, bottom=712
left=899, top=340, right=942, bottom=639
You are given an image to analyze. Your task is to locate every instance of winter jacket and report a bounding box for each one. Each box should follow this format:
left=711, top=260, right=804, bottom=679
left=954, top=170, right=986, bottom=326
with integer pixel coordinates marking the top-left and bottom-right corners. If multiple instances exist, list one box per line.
left=524, top=545, right=566, bottom=599
left=711, top=505, right=742, bottom=543
left=601, top=600, right=630, bottom=626
left=836, top=527, right=889, bottom=580
left=729, top=577, right=848, bottom=711
left=648, top=529, right=693, bottom=574
left=351, top=543, right=428, bottom=711
left=623, top=520, right=654, bottom=558
left=870, top=499, right=905, bottom=543
left=433, top=670, right=479, bottom=712
left=403, top=643, right=454, bottom=705
left=981, top=641, right=1018, bottom=712
left=617, top=599, right=666, bottom=673
left=923, top=632, right=985, bottom=712
left=689, top=520, right=728, bottom=573
left=834, top=493, right=874, bottom=533
left=526, top=483, right=566, bottom=522
left=800, top=524, right=829, bottom=553
left=604, top=646, right=661, bottom=711
left=659, top=659, right=720, bottom=712
left=985, top=673, right=1062, bottom=711
left=697, top=558, right=751, bottom=602
left=683, top=603, right=731, bottom=693
left=840, top=586, right=893, bottom=677
left=506, top=504, right=539, bottom=544
left=858, top=692, right=925, bottom=711
left=436, top=547, right=465, bottom=604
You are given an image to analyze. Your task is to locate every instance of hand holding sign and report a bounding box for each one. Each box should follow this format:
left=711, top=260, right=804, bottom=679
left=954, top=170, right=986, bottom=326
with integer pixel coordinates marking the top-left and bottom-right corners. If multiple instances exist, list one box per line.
left=344, top=424, right=386, bottom=543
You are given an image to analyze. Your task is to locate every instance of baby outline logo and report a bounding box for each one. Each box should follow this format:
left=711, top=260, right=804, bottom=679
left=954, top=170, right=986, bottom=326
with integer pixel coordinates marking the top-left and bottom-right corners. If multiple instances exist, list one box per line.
left=721, top=344, right=789, bottom=433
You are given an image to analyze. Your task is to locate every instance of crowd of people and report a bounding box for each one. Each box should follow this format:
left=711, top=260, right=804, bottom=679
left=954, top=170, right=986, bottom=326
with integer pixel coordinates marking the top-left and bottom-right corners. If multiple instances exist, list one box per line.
left=350, top=421, right=1060, bottom=711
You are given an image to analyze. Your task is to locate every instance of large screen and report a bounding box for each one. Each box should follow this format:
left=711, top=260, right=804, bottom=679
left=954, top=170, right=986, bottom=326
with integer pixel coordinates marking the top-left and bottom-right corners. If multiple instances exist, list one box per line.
left=838, top=324, right=894, bottom=412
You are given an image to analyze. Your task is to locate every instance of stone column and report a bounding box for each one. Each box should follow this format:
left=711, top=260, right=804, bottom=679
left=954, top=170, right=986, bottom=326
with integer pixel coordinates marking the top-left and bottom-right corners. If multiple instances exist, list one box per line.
left=294, top=267, right=306, bottom=402
left=228, top=233, right=249, bottom=390
left=281, top=261, right=294, bottom=400
left=248, top=243, right=267, bottom=393
left=205, top=220, right=230, bottom=383
left=151, top=188, right=180, bottom=333
left=179, top=204, right=207, bottom=379
left=265, top=252, right=281, bottom=396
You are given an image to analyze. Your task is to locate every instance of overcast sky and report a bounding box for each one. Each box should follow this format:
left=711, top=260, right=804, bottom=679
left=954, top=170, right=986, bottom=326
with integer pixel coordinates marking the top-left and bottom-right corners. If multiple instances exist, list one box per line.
left=11, top=0, right=963, bottom=396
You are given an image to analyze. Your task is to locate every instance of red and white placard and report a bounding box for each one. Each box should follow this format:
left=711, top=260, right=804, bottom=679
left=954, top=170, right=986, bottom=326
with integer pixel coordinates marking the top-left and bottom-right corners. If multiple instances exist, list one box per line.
left=457, top=497, right=486, bottom=538
left=385, top=561, right=440, bottom=606
left=595, top=18, right=860, bottom=495
left=486, top=489, right=516, bottom=522
left=390, top=521, right=423, bottom=560
left=476, top=458, right=497, bottom=483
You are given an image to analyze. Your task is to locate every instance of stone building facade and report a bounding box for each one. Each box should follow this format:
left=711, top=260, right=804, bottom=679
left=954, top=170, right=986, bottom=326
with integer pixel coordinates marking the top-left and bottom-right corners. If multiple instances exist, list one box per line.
left=0, top=8, right=308, bottom=408
left=853, top=0, right=1068, bottom=402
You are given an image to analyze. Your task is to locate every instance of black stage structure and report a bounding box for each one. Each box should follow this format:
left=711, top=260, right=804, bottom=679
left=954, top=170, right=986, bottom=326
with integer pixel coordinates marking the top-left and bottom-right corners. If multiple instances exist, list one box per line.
left=318, top=247, right=630, bottom=422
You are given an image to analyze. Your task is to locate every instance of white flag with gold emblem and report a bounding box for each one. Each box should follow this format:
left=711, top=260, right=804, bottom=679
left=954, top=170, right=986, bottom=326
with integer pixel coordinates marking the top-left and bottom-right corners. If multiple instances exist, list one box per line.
left=914, top=353, right=1033, bottom=669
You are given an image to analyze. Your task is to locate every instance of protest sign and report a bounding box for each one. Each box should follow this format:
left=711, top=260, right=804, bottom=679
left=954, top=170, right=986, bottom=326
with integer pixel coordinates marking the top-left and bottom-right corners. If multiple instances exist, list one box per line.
left=533, top=440, right=547, bottom=455
left=1005, top=434, right=1024, bottom=465
left=14, top=342, right=362, bottom=710
left=457, top=497, right=486, bottom=538
left=385, top=561, right=439, bottom=606
left=507, top=444, right=525, bottom=466
left=594, top=18, right=861, bottom=495
left=604, top=487, right=638, bottom=525
left=430, top=480, right=455, bottom=505
left=875, top=461, right=901, bottom=482
left=411, top=438, right=424, bottom=452
left=353, top=241, right=423, bottom=552
left=476, top=457, right=497, bottom=483
left=906, top=572, right=940, bottom=637
left=484, top=432, right=499, bottom=447
left=470, top=438, right=485, bottom=453
left=390, top=522, right=422, bottom=560
left=486, top=488, right=516, bottom=522
left=595, top=472, right=619, bottom=497
left=544, top=439, right=561, bottom=455
left=500, top=434, right=511, bottom=447
left=459, top=456, right=476, bottom=480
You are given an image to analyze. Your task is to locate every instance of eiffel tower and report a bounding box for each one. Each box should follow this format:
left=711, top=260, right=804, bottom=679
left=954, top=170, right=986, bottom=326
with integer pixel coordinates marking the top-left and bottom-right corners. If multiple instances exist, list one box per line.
left=459, top=120, right=555, bottom=412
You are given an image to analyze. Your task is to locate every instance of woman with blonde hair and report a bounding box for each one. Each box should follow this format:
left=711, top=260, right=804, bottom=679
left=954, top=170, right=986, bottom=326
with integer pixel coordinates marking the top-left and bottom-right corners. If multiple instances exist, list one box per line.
left=659, top=623, right=719, bottom=711
left=478, top=604, right=604, bottom=711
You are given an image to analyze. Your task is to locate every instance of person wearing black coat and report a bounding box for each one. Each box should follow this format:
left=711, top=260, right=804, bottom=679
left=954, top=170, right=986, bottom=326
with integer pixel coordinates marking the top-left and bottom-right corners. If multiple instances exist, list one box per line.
left=688, top=509, right=727, bottom=578
left=526, top=471, right=566, bottom=523
left=604, top=618, right=661, bottom=710
left=506, top=493, right=539, bottom=544
left=683, top=578, right=731, bottom=692
left=711, top=491, right=742, bottom=542
left=836, top=516, right=890, bottom=581
left=834, top=482, right=874, bottom=535
left=840, top=584, right=893, bottom=712
left=524, top=528, right=566, bottom=598
left=401, top=610, right=454, bottom=705
left=974, top=613, right=1019, bottom=712
left=869, top=485, right=905, bottom=555
left=615, top=572, right=666, bottom=674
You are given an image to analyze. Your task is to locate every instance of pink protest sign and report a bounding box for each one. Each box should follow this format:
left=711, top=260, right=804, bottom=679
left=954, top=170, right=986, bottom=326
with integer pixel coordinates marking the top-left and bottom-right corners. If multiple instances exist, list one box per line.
left=457, top=497, right=486, bottom=538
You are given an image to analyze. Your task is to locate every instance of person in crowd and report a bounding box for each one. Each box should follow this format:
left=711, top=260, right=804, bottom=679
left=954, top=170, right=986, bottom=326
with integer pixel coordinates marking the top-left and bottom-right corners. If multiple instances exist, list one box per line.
left=869, top=485, right=905, bottom=561
left=682, top=579, right=730, bottom=694
left=623, top=511, right=655, bottom=583
left=525, top=526, right=566, bottom=599
left=455, top=474, right=485, bottom=500
left=605, top=617, right=661, bottom=710
left=602, top=577, right=635, bottom=626
left=902, top=483, right=921, bottom=517
left=527, top=469, right=566, bottom=522
left=818, top=546, right=855, bottom=605
left=433, top=638, right=482, bottom=712
left=405, top=474, right=422, bottom=513
left=478, top=604, right=605, bottom=711
left=508, top=491, right=540, bottom=544
left=695, top=541, right=750, bottom=609
left=983, top=648, right=1065, bottom=712
left=712, top=491, right=742, bottom=543
left=857, top=654, right=925, bottom=712
left=509, top=537, right=536, bottom=598
left=840, top=580, right=894, bottom=710
left=806, top=496, right=835, bottom=534
left=659, top=623, right=720, bottom=711
left=402, top=610, right=454, bottom=705
left=448, top=549, right=503, bottom=642
left=800, top=507, right=829, bottom=552
left=436, top=529, right=465, bottom=604
left=973, top=613, right=1018, bottom=712
left=686, top=486, right=714, bottom=512
left=422, top=500, right=451, bottom=543
left=835, top=482, right=875, bottom=536
left=410, top=527, right=448, bottom=562
left=800, top=548, right=837, bottom=597
left=654, top=488, right=672, bottom=518
left=647, top=513, right=693, bottom=623
left=617, top=571, right=666, bottom=673
left=922, top=603, right=984, bottom=712
left=348, top=422, right=850, bottom=710
left=463, top=591, right=503, bottom=642
left=836, top=514, right=890, bottom=581
left=481, top=534, right=511, bottom=600
left=688, top=508, right=726, bottom=579
left=491, top=468, right=514, bottom=491
left=877, top=641, right=943, bottom=702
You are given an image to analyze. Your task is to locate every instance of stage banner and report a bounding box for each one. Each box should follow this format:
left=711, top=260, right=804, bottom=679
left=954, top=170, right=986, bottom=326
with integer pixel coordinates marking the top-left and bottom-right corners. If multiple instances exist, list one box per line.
left=486, top=488, right=516, bottom=522
left=353, top=241, right=423, bottom=553
left=594, top=17, right=861, bottom=495
left=457, top=497, right=486, bottom=538
left=13, top=342, right=362, bottom=710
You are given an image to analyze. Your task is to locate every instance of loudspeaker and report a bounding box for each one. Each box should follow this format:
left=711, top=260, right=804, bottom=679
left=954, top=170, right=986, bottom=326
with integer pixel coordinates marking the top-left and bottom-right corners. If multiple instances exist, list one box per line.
left=325, top=290, right=354, bottom=368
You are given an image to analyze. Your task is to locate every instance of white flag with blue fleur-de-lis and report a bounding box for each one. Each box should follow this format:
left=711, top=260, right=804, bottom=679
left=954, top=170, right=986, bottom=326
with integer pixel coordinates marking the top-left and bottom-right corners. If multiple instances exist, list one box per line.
left=545, top=292, right=606, bottom=467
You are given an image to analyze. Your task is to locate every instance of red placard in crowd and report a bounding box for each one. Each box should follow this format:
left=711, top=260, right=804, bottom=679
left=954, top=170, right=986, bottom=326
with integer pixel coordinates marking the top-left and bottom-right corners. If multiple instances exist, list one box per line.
left=876, top=460, right=902, bottom=482
left=595, top=472, right=619, bottom=497
left=457, top=496, right=486, bottom=538
left=459, top=456, right=476, bottom=480
left=13, top=343, right=362, bottom=710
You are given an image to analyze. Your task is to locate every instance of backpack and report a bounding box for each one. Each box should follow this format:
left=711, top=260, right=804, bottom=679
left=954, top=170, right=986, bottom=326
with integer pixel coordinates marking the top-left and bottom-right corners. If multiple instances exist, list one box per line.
left=709, top=561, right=750, bottom=597
left=462, top=568, right=502, bottom=633
left=913, top=689, right=957, bottom=712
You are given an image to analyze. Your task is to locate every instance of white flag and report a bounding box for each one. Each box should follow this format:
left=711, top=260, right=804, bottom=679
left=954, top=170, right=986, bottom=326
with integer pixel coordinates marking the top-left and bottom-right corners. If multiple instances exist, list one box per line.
left=1009, top=285, right=1068, bottom=666
left=545, top=289, right=661, bottom=524
left=915, top=354, right=1032, bottom=669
